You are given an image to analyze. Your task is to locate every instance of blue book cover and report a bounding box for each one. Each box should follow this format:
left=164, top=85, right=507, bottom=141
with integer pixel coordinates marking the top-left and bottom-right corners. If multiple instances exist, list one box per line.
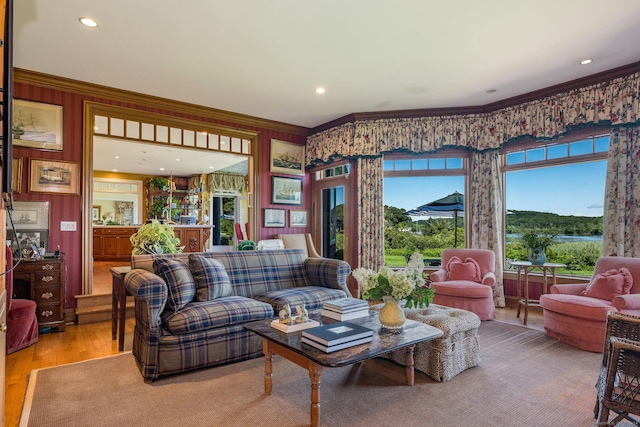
left=302, top=321, right=373, bottom=346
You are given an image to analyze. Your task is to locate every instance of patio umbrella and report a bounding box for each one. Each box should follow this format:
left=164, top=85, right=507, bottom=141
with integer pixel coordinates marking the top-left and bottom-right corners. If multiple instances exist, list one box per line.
left=407, top=191, right=464, bottom=247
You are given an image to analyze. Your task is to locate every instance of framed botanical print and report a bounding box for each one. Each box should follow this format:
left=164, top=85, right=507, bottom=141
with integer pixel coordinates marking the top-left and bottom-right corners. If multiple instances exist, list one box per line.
left=264, top=208, right=286, bottom=227
left=29, top=159, right=80, bottom=195
left=12, top=99, right=64, bottom=151
left=271, top=176, right=302, bottom=205
left=270, top=139, right=304, bottom=175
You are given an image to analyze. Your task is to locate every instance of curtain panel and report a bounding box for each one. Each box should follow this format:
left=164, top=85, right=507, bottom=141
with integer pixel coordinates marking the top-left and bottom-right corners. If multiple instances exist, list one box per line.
left=357, top=157, right=385, bottom=271
left=469, top=151, right=506, bottom=307
left=208, top=172, right=245, bottom=193
left=306, top=72, right=640, bottom=164
left=603, top=125, right=640, bottom=257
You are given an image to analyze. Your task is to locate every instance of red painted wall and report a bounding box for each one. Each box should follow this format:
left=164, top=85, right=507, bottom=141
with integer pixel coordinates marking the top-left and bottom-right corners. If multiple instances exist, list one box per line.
left=13, top=81, right=309, bottom=309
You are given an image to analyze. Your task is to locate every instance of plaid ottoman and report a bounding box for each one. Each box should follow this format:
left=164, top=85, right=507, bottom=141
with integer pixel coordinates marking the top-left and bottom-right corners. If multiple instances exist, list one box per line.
left=371, top=303, right=481, bottom=382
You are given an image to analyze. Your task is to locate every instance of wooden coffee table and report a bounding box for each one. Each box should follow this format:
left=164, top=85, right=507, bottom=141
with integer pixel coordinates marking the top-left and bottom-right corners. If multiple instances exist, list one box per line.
left=245, top=311, right=443, bottom=427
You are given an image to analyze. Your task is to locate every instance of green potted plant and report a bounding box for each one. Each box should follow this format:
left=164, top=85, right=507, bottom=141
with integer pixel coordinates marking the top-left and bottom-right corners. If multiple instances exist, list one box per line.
left=130, top=220, right=184, bottom=255
left=149, top=176, right=169, bottom=191
left=521, top=231, right=556, bottom=265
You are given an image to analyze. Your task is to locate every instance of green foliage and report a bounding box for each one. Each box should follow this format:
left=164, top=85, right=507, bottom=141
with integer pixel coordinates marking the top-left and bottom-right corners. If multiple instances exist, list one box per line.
left=149, top=177, right=168, bottom=190
left=106, top=220, right=120, bottom=225
left=384, top=205, right=411, bottom=227
left=130, top=220, right=184, bottom=255
left=506, top=210, right=602, bottom=236
left=149, top=199, right=165, bottom=218
left=521, top=231, right=556, bottom=249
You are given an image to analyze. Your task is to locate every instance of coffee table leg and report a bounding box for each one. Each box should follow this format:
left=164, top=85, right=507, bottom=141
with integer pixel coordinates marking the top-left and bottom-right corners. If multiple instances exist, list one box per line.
left=308, top=364, right=323, bottom=427
left=263, top=340, right=273, bottom=395
left=405, top=344, right=416, bottom=385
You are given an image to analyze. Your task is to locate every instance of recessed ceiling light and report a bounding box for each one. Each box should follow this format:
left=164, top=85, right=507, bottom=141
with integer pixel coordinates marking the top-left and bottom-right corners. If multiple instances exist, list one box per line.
left=209, top=166, right=214, bottom=169
left=159, top=167, right=165, bottom=171
left=112, top=169, right=118, bottom=172
left=114, top=155, right=120, bottom=159
left=580, top=59, right=592, bottom=65
left=176, top=158, right=181, bottom=161
left=79, top=17, right=99, bottom=28
left=315, top=87, right=326, bottom=94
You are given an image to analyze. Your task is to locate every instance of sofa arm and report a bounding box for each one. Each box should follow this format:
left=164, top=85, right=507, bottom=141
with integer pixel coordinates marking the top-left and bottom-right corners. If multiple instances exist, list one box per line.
left=549, top=283, right=588, bottom=295
left=125, top=269, right=168, bottom=328
left=612, top=294, right=640, bottom=310
left=429, top=270, right=447, bottom=282
left=304, top=257, right=352, bottom=296
left=481, top=271, right=496, bottom=287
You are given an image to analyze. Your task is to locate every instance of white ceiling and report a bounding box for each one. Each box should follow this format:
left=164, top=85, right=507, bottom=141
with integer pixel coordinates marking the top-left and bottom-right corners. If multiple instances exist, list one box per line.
left=13, top=1, right=640, bottom=130
left=92, top=137, right=248, bottom=176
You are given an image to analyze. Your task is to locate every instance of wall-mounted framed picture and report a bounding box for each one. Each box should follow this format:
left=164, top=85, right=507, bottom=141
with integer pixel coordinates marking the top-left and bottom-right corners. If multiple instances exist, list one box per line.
left=12, top=157, right=23, bottom=193
left=9, top=201, right=50, bottom=230
left=290, top=210, right=307, bottom=227
left=29, top=158, right=80, bottom=195
left=12, top=99, right=64, bottom=151
left=270, top=139, right=304, bottom=175
left=92, top=206, right=102, bottom=222
left=272, top=176, right=302, bottom=205
left=264, top=208, right=286, bottom=228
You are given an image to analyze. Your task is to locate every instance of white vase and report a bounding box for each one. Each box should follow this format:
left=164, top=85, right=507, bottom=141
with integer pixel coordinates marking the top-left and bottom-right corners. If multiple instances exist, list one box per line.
left=378, top=296, right=406, bottom=329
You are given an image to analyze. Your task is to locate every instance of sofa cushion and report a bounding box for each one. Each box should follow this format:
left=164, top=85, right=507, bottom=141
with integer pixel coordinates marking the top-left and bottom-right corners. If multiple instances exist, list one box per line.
left=446, top=256, right=481, bottom=282
left=581, top=268, right=633, bottom=301
left=255, top=286, right=348, bottom=313
left=539, top=293, right=615, bottom=321
left=189, top=255, right=233, bottom=301
left=153, top=258, right=195, bottom=311
left=162, top=296, right=273, bottom=335
left=430, top=281, right=493, bottom=298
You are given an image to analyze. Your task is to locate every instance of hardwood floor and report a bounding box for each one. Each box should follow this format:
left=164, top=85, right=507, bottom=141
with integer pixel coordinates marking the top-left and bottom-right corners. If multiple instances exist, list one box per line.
left=3, top=307, right=543, bottom=426
left=4, top=318, right=136, bottom=426
left=92, top=261, right=130, bottom=294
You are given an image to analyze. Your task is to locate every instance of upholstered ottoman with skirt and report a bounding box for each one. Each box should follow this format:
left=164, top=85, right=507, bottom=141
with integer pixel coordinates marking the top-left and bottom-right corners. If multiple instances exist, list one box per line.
left=371, top=303, right=481, bottom=382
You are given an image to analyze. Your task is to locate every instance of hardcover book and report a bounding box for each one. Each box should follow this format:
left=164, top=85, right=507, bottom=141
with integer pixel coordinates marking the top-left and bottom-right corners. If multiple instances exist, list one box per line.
left=301, top=321, right=373, bottom=346
left=323, top=298, right=369, bottom=312
left=301, top=335, right=373, bottom=353
left=321, top=308, right=369, bottom=321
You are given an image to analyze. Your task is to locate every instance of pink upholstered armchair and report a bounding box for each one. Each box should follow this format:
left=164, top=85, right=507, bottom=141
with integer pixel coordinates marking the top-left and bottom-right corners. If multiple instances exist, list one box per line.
left=539, top=256, right=640, bottom=352
left=429, top=248, right=496, bottom=320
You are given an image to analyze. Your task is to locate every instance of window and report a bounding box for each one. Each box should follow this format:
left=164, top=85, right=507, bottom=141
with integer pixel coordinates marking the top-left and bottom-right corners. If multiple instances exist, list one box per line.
left=383, top=153, right=468, bottom=266
left=503, top=133, right=608, bottom=275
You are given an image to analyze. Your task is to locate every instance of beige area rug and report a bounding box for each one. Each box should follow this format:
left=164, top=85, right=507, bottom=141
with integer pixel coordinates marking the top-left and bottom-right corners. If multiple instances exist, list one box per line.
left=20, top=321, right=634, bottom=427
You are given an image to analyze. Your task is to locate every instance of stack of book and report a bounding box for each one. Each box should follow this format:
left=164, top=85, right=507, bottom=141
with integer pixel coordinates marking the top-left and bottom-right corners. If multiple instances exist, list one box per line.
left=321, top=298, right=370, bottom=321
left=301, top=321, right=373, bottom=353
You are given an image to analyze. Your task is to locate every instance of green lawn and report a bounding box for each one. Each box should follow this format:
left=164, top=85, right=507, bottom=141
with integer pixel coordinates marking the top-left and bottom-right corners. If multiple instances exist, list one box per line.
left=384, top=255, right=408, bottom=267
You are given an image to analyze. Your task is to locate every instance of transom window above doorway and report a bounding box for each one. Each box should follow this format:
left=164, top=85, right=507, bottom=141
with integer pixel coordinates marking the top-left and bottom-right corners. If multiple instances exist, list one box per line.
left=93, top=115, right=251, bottom=155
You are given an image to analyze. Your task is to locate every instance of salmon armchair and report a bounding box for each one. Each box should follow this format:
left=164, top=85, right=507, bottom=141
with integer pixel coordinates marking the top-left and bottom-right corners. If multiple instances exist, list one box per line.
left=539, top=256, right=640, bottom=352
left=429, top=248, right=496, bottom=320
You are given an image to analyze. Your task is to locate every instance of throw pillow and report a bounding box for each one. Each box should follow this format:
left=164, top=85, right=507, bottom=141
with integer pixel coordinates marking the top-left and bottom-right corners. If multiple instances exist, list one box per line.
left=188, top=255, right=233, bottom=301
left=153, top=258, right=196, bottom=311
left=447, top=256, right=482, bottom=282
left=581, top=267, right=633, bottom=301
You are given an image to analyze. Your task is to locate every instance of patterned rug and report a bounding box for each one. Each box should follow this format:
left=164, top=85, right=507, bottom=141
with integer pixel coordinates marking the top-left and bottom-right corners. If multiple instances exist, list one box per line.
left=20, top=320, right=631, bottom=426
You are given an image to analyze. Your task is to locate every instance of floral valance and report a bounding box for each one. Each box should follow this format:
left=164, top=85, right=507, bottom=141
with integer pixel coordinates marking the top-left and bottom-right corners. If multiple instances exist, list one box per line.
left=208, top=172, right=245, bottom=193
left=306, top=72, right=640, bottom=166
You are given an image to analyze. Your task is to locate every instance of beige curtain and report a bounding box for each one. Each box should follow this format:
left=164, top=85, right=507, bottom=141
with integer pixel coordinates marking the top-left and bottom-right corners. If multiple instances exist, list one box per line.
left=208, top=172, right=245, bottom=193
left=603, top=125, right=640, bottom=257
left=469, top=151, right=505, bottom=307
left=357, top=157, right=384, bottom=270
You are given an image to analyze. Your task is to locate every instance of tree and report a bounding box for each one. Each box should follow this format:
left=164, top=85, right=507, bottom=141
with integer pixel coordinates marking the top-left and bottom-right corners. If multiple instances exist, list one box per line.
left=384, top=205, right=411, bottom=227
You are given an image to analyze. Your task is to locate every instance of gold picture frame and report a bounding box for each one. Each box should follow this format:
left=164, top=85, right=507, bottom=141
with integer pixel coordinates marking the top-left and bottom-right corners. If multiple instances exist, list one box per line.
left=92, top=206, right=101, bottom=222
left=12, top=157, right=23, bottom=193
left=13, top=99, right=64, bottom=151
left=270, top=139, right=304, bottom=175
left=29, top=158, right=80, bottom=195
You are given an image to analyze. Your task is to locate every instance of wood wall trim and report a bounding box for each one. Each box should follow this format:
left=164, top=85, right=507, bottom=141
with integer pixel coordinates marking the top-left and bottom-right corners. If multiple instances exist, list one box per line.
left=14, top=68, right=310, bottom=136
left=310, top=61, right=640, bottom=134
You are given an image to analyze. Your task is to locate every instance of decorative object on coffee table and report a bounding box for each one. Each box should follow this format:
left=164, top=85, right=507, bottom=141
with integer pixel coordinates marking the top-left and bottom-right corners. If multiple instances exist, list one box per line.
left=352, top=251, right=434, bottom=328
left=378, top=296, right=406, bottom=329
left=521, top=231, right=555, bottom=265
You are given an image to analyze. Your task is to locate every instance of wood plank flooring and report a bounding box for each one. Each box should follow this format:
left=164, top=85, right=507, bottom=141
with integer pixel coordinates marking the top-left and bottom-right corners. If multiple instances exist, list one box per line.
left=4, top=308, right=542, bottom=426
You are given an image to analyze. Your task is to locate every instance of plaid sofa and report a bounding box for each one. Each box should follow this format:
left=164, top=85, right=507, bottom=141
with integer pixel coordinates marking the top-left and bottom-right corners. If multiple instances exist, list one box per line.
left=125, top=249, right=351, bottom=380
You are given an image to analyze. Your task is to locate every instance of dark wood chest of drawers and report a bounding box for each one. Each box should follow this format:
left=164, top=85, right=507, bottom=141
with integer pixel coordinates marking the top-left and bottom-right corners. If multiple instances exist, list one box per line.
left=13, top=258, right=66, bottom=331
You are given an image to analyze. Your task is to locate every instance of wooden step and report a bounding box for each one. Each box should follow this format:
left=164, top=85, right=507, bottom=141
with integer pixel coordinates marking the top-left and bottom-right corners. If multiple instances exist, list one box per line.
left=75, top=297, right=135, bottom=324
